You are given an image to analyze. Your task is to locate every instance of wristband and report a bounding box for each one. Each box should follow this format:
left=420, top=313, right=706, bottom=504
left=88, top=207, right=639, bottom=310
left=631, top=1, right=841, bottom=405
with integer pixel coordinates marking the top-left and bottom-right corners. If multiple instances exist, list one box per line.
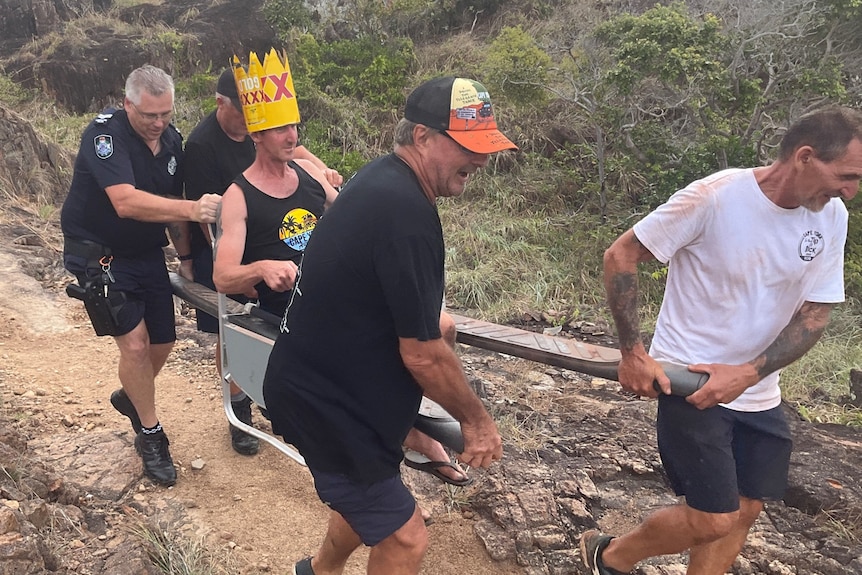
left=178, top=253, right=193, bottom=261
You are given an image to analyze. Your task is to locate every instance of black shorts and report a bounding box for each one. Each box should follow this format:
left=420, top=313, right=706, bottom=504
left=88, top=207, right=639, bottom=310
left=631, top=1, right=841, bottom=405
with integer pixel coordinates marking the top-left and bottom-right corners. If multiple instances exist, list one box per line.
left=657, top=395, right=792, bottom=514
left=191, top=246, right=218, bottom=333
left=64, top=250, right=176, bottom=344
left=311, top=469, right=416, bottom=546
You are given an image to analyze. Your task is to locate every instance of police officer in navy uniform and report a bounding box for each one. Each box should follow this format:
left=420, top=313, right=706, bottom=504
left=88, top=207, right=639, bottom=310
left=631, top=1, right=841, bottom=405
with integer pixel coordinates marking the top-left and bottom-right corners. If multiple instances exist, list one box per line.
left=61, top=64, right=221, bottom=486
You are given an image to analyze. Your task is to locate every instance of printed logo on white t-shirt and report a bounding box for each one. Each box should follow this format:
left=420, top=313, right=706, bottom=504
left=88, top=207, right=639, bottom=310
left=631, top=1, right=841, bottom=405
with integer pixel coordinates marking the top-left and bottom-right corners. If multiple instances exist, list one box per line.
left=798, top=230, right=824, bottom=261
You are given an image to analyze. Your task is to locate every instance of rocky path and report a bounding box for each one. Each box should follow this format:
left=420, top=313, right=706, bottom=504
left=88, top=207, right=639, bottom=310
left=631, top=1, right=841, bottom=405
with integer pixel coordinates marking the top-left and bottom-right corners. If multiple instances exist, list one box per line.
left=0, top=234, right=861, bottom=575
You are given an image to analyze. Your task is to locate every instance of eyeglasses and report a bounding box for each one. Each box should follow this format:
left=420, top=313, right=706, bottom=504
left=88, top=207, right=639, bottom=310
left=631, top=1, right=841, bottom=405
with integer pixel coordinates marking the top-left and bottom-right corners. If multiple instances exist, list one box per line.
left=437, top=130, right=478, bottom=155
left=128, top=101, right=173, bottom=123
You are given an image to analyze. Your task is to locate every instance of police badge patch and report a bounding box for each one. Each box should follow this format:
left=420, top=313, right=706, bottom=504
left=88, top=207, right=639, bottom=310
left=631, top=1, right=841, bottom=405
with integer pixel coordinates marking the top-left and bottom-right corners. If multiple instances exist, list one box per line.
left=167, top=155, right=177, bottom=175
left=94, top=135, right=113, bottom=159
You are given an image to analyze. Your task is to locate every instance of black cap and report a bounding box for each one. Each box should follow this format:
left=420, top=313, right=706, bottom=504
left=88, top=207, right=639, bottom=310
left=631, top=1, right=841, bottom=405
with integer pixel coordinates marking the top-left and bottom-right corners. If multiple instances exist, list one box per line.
left=216, top=68, right=239, bottom=100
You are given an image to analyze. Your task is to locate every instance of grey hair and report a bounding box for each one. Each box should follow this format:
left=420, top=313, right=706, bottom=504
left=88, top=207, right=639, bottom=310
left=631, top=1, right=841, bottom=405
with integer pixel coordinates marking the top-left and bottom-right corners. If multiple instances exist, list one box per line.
left=779, top=106, right=862, bottom=162
left=125, top=65, right=174, bottom=105
left=216, top=92, right=242, bottom=111
left=393, top=118, right=418, bottom=147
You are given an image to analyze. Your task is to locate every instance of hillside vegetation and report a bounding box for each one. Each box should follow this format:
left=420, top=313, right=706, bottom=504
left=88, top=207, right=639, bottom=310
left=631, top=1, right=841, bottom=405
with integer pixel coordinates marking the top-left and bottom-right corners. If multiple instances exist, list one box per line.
left=2, top=0, right=861, bottom=423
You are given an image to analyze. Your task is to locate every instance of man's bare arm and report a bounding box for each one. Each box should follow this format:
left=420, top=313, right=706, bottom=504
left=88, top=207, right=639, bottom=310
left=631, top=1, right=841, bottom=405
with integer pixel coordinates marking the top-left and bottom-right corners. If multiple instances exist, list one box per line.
left=212, top=186, right=296, bottom=296
left=603, top=229, right=667, bottom=395
left=750, top=301, right=833, bottom=379
left=686, top=301, right=833, bottom=409
left=400, top=337, right=502, bottom=469
left=105, top=183, right=220, bottom=223
left=167, top=221, right=193, bottom=280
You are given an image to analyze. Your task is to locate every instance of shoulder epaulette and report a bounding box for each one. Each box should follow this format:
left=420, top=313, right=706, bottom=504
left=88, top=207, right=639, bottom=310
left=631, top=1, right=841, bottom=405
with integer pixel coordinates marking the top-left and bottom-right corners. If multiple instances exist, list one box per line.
left=93, top=106, right=119, bottom=125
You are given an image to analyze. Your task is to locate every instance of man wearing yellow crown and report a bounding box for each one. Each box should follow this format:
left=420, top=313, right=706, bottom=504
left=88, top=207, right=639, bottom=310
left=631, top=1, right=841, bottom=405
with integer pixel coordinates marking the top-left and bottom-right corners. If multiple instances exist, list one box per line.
left=214, top=50, right=475, bottom=495
left=212, top=48, right=339, bottom=321
left=184, top=62, right=345, bottom=456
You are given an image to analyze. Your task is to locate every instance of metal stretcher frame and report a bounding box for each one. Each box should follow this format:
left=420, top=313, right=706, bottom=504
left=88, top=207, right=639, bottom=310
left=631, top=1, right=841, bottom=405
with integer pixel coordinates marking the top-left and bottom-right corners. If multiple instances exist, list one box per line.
left=168, top=273, right=623, bottom=466
left=169, top=271, right=307, bottom=464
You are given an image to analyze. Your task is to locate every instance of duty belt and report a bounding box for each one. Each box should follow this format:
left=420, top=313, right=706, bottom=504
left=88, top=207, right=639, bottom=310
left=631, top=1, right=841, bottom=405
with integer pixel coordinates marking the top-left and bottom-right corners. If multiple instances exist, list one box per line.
left=63, top=237, right=111, bottom=260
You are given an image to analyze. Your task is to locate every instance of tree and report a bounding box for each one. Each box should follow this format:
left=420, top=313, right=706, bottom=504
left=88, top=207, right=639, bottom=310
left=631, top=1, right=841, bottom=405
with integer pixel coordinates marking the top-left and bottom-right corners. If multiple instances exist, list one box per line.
left=484, top=26, right=551, bottom=108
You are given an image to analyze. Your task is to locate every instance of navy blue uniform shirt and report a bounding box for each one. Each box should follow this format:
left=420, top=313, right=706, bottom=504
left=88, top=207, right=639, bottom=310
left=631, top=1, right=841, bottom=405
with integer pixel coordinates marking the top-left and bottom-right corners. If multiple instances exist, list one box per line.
left=61, top=108, right=184, bottom=257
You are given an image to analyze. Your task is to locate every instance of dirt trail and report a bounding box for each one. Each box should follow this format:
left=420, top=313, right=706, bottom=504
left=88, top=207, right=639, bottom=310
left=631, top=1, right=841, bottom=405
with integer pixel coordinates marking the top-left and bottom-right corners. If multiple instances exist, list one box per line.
left=0, top=246, right=522, bottom=575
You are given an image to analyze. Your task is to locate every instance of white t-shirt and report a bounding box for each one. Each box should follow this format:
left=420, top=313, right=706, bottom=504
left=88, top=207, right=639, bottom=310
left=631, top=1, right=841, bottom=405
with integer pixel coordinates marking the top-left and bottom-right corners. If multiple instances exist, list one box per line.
left=633, top=168, right=847, bottom=412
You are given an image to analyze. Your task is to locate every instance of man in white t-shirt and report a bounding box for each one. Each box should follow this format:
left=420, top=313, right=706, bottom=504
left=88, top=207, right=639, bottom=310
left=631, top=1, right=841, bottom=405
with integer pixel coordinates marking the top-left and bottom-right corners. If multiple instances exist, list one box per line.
left=582, top=107, right=862, bottom=575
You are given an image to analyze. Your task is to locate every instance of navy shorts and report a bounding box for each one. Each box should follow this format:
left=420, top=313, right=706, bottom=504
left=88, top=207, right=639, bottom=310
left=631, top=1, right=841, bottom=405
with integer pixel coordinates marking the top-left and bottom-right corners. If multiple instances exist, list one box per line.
left=657, top=395, right=792, bottom=514
left=64, top=250, right=176, bottom=344
left=311, top=469, right=417, bottom=546
left=191, top=246, right=218, bottom=333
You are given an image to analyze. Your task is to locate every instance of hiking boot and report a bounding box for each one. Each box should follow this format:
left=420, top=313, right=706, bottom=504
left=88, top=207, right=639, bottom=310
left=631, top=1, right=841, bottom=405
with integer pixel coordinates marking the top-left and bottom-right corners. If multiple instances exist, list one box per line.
left=134, top=430, right=177, bottom=486
left=229, top=396, right=260, bottom=456
left=579, top=529, right=627, bottom=575
left=110, top=388, right=142, bottom=434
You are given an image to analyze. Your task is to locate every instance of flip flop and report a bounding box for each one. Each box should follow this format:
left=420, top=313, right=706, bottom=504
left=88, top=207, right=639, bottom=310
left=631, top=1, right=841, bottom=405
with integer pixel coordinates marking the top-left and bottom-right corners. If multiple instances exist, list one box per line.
left=403, top=452, right=473, bottom=487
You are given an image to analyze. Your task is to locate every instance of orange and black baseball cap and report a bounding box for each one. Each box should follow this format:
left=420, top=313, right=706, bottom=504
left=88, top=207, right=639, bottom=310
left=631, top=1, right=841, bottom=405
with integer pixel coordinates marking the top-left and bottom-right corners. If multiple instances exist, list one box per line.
left=405, top=77, right=518, bottom=154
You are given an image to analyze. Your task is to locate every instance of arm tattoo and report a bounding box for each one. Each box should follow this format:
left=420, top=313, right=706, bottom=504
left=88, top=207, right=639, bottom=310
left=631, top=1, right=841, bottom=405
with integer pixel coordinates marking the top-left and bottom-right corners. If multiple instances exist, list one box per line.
left=605, top=233, right=648, bottom=352
left=608, top=272, right=642, bottom=351
left=167, top=222, right=184, bottom=241
left=751, top=302, right=832, bottom=378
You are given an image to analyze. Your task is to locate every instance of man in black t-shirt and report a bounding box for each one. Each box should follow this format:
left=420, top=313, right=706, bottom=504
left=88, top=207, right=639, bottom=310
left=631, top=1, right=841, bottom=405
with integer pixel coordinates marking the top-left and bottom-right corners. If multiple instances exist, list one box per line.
left=263, top=77, right=515, bottom=575
left=61, top=65, right=221, bottom=487
left=184, top=68, right=343, bottom=455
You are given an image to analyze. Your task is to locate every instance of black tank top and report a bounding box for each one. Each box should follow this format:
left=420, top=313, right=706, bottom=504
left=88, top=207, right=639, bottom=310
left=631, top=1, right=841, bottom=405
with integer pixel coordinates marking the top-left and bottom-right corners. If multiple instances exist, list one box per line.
left=234, top=161, right=326, bottom=314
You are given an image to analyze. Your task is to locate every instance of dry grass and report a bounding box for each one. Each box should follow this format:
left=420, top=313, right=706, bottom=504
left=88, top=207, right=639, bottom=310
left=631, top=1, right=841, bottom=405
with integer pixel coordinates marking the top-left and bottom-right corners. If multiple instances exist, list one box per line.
left=817, top=507, right=862, bottom=544
left=131, top=521, right=243, bottom=575
left=781, top=304, right=862, bottom=425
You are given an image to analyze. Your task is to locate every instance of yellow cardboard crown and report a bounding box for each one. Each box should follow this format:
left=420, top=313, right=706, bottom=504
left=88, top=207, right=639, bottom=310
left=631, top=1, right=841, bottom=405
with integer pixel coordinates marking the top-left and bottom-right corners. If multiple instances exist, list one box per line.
left=232, top=48, right=300, bottom=133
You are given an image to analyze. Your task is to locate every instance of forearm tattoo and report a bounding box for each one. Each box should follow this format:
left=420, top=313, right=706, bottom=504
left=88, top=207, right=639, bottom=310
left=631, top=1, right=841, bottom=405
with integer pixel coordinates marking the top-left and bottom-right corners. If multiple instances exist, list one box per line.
left=751, top=302, right=832, bottom=378
left=167, top=222, right=184, bottom=242
left=607, top=272, right=642, bottom=351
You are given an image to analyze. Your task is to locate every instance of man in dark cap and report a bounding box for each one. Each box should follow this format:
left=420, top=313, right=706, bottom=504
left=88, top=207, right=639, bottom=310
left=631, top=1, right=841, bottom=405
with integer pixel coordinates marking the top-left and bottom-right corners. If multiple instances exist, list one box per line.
left=263, top=77, right=515, bottom=575
left=183, top=68, right=342, bottom=455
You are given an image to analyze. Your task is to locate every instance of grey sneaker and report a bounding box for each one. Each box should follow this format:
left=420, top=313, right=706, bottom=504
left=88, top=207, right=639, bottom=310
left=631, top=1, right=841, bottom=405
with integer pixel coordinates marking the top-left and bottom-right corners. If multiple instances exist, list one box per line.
left=580, top=529, right=627, bottom=575
left=229, top=396, right=260, bottom=455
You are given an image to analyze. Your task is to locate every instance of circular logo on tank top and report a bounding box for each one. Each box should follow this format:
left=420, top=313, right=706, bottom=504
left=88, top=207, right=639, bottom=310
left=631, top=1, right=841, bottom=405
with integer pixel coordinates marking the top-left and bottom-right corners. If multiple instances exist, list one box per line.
left=279, top=208, right=318, bottom=252
left=798, top=230, right=824, bottom=261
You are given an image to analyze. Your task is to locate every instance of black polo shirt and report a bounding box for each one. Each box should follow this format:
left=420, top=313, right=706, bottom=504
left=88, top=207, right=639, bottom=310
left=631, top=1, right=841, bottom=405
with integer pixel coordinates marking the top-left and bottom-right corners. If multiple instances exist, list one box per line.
left=183, top=110, right=256, bottom=255
left=61, top=108, right=184, bottom=257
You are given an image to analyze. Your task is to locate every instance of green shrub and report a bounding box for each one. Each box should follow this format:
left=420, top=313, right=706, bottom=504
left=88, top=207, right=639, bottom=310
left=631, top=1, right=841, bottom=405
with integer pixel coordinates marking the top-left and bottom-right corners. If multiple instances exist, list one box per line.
left=846, top=207, right=862, bottom=302
left=262, top=0, right=314, bottom=40
left=300, top=119, right=367, bottom=180
left=484, top=26, right=550, bottom=108
left=0, top=74, right=34, bottom=106
left=297, top=34, right=415, bottom=110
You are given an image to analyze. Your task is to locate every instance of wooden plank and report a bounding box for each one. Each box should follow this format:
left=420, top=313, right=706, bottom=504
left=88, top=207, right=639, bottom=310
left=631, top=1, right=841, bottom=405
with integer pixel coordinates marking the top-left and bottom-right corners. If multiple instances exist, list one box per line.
left=170, top=273, right=242, bottom=317
left=449, top=313, right=620, bottom=381
left=170, top=273, right=280, bottom=339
